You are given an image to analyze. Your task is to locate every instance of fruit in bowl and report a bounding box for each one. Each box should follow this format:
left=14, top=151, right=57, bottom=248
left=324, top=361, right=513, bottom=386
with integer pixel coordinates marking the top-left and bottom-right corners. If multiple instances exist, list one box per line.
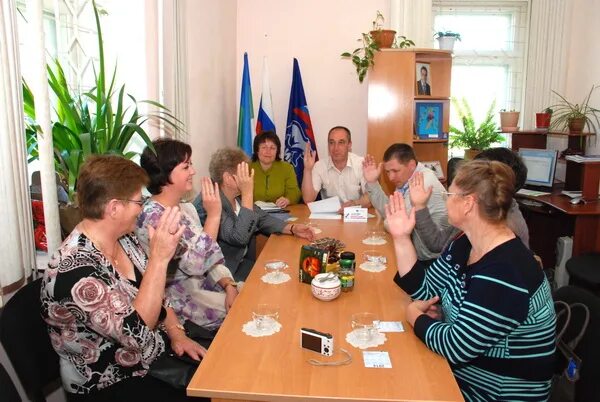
left=311, top=273, right=341, bottom=301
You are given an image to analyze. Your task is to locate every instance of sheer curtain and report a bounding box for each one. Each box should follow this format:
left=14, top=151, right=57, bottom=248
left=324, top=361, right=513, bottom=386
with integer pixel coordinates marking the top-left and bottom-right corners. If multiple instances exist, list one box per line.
left=0, top=0, right=36, bottom=301
left=523, top=0, right=573, bottom=150
left=391, top=0, right=433, bottom=47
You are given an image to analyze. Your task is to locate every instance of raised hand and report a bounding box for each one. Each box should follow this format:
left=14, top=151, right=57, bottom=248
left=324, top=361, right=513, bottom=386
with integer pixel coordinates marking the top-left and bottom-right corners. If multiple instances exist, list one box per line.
left=362, top=154, right=382, bottom=184
left=147, top=206, right=184, bottom=264
left=201, top=177, right=222, bottom=218
left=384, top=191, right=415, bottom=239
left=408, top=171, right=432, bottom=210
left=303, top=144, right=316, bottom=171
left=234, top=161, right=255, bottom=197
left=275, top=196, right=290, bottom=208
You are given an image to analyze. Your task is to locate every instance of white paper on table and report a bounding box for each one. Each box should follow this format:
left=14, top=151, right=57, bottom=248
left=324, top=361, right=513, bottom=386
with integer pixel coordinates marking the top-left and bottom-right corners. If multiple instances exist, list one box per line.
left=308, top=196, right=341, bottom=214
left=362, top=351, right=392, bottom=368
left=309, top=213, right=341, bottom=220
left=375, top=321, right=404, bottom=332
left=255, top=201, right=281, bottom=211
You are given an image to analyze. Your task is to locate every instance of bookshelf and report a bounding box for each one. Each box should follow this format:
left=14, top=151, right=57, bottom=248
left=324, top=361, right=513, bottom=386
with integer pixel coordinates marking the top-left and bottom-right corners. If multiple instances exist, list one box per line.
left=367, top=49, right=452, bottom=192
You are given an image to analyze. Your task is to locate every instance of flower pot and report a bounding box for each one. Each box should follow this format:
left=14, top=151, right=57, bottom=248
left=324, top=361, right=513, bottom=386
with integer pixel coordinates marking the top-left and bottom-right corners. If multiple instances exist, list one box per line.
left=464, top=149, right=482, bottom=160
left=499, top=111, right=520, bottom=132
left=437, top=36, right=457, bottom=51
left=568, top=117, right=586, bottom=133
left=370, top=30, right=396, bottom=49
left=535, top=113, right=552, bottom=131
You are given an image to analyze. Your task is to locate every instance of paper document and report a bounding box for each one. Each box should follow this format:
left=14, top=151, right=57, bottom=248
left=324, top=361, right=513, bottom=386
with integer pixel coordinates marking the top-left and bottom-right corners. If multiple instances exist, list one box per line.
left=561, top=190, right=582, bottom=198
left=363, top=351, right=392, bottom=368
left=255, top=201, right=282, bottom=211
left=307, top=197, right=341, bottom=219
left=309, top=213, right=341, bottom=220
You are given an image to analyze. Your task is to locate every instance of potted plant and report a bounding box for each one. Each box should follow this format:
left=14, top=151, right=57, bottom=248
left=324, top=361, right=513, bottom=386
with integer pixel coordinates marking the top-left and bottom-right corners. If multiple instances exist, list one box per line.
left=449, top=98, right=504, bottom=160
left=369, top=11, right=396, bottom=49
left=434, top=31, right=461, bottom=51
left=341, top=11, right=414, bottom=83
left=499, top=109, right=520, bottom=132
left=24, top=0, right=182, bottom=233
left=550, top=86, right=600, bottom=134
left=536, top=107, right=553, bottom=131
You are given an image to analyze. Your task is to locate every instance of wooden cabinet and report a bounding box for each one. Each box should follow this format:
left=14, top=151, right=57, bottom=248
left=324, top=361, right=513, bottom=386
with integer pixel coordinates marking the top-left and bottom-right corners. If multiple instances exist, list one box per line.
left=367, top=49, right=452, bottom=192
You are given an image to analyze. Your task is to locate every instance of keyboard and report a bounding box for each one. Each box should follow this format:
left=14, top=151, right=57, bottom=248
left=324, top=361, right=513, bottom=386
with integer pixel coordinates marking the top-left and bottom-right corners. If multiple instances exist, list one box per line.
left=517, top=188, right=551, bottom=197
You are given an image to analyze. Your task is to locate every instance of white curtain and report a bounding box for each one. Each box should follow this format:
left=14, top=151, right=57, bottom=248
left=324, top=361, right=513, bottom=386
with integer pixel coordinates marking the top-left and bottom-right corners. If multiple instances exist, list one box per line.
left=391, top=0, right=433, bottom=48
left=0, top=0, right=36, bottom=300
left=523, top=0, right=573, bottom=149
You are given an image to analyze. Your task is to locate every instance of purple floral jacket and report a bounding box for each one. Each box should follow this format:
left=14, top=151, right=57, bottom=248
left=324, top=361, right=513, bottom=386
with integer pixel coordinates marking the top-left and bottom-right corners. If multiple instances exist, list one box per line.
left=136, top=201, right=232, bottom=330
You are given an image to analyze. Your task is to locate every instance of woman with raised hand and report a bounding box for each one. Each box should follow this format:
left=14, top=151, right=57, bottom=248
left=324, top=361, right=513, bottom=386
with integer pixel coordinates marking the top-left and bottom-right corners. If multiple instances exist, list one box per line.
left=388, top=160, right=555, bottom=401
left=194, top=147, right=315, bottom=281
left=41, top=155, right=204, bottom=401
left=137, top=138, right=238, bottom=333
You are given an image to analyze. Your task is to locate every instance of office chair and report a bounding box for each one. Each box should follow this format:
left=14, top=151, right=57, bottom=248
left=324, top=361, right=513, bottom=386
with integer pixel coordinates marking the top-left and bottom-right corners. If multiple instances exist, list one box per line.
left=553, top=286, right=600, bottom=402
left=0, top=278, right=60, bottom=402
left=565, top=253, right=600, bottom=296
left=0, top=361, right=21, bottom=402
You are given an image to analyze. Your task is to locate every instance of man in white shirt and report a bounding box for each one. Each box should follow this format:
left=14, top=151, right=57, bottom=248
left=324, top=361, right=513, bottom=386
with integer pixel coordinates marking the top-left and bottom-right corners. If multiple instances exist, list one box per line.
left=363, top=143, right=449, bottom=260
left=302, top=126, right=371, bottom=208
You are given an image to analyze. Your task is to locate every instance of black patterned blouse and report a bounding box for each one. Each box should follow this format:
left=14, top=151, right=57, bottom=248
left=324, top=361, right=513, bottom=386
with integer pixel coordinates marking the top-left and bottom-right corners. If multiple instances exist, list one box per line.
left=40, top=229, right=167, bottom=395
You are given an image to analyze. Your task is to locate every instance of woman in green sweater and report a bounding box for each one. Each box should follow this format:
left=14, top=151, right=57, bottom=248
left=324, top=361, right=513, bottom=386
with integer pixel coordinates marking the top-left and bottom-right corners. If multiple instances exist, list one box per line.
left=251, top=131, right=301, bottom=208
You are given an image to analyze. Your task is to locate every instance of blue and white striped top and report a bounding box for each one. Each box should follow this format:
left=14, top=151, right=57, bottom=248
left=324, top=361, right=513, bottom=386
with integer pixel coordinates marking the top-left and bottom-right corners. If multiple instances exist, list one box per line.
left=395, top=235, right=556, bottom=401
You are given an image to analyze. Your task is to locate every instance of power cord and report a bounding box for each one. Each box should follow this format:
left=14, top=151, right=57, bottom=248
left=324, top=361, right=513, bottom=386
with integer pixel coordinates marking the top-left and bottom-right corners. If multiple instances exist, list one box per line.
left=307, top=348, right=352, bottom=366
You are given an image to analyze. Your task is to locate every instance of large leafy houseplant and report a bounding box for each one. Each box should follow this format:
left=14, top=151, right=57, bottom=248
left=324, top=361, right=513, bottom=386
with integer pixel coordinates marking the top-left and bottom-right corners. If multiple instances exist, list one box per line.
left=24, top=0, right=182, bottom=201
left=449, top=98, right=504, bottom=152
left=550, top=85, right=600, bottom=134
left=341, top=11, right=414, bottom=83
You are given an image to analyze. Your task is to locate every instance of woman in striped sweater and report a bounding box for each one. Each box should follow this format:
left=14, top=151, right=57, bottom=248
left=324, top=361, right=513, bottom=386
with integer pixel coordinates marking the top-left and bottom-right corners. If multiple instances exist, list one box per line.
left=388, top=160, right=556, bottom=401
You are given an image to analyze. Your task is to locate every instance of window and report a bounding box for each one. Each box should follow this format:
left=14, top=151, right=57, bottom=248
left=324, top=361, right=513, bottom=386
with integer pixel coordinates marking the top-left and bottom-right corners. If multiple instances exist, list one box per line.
left=433, top=1, right=529, bottom=155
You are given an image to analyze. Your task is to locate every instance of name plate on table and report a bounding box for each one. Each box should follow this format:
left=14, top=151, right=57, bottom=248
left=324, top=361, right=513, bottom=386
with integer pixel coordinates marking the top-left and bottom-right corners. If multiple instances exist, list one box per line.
left=343, top=207, right=368, bottom=223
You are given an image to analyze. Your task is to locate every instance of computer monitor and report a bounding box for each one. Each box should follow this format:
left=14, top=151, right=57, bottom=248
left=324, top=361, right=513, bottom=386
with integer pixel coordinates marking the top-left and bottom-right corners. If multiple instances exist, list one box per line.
left=518, top=148, right=558, bottom=188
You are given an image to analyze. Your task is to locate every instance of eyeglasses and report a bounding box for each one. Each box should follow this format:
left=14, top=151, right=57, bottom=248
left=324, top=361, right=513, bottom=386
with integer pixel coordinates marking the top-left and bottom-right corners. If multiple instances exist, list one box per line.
left=440, top=190, right=470, bottom=198
left=120, top=198, right=146, bottom=206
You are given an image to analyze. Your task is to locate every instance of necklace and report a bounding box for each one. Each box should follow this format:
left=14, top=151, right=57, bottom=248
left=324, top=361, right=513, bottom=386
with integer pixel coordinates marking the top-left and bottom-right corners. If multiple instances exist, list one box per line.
left=81, top=222, right=121, bottom=268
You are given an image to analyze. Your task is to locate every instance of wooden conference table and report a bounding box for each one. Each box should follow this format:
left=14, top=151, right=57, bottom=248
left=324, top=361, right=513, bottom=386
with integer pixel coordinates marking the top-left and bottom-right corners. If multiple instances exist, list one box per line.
left=187, top=205, right=463, bottom=402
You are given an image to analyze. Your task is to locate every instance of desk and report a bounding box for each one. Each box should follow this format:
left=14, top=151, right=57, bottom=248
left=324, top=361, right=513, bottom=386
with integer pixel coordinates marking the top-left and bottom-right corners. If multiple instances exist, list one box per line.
left=187, top=205, right=463, bottom=401
left=518, top=192, right=600, bottom=267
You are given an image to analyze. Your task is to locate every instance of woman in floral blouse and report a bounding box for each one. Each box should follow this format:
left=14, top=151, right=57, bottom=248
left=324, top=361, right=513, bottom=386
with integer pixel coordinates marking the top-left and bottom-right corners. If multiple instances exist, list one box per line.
left=136, top=139, right=238, bottom=331
left=41, top=155, right=205, bottom=401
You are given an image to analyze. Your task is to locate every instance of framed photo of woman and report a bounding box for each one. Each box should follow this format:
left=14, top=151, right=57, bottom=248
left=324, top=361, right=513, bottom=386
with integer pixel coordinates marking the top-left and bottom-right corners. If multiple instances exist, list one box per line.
left=416, top=63, right=432, bottom=95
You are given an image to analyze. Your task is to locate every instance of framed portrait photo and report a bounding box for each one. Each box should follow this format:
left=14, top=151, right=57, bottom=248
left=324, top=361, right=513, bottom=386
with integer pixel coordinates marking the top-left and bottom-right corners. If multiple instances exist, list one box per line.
left=416, top=62, right=432, bottom=95
left=415, top=101, right=444, bottom=139
left=421, top=161, right=445, bottom=180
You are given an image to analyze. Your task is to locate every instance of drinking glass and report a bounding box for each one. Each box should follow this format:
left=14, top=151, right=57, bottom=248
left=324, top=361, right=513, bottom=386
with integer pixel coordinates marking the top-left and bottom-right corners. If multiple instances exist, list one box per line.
left=252, top=304, right=280, bottom=331
left=351, top=312, right=378, bottom=341
left=264, top=260, right=288, bottom=280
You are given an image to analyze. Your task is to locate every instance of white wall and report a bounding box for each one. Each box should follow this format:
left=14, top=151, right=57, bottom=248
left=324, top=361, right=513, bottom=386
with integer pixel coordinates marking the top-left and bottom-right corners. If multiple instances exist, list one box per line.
left=236, top=0, right=390, bottom=158
left=565, top=0, right=600, bottom=155
left=185, top=0, right=238, bottom=179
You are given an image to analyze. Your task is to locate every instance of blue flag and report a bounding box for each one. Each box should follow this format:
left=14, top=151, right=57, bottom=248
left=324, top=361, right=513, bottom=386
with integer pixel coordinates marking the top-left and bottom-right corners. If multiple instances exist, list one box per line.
left=284, top=58, right=318, bottom=186
left=237, top=53, right=254, bottom=155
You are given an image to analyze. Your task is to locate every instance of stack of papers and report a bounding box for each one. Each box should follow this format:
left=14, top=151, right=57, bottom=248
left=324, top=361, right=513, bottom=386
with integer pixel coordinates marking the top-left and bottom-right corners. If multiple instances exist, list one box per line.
left=307, top=197, right=341, bottom=220
left=565, top=155, right=600, bottom=163
left=254, top=201, right=284, bottom=212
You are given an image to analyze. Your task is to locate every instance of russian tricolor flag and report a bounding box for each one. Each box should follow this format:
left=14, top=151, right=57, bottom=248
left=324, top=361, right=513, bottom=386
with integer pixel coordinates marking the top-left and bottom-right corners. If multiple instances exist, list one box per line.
left=256, top=57, right=276, bottom=135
